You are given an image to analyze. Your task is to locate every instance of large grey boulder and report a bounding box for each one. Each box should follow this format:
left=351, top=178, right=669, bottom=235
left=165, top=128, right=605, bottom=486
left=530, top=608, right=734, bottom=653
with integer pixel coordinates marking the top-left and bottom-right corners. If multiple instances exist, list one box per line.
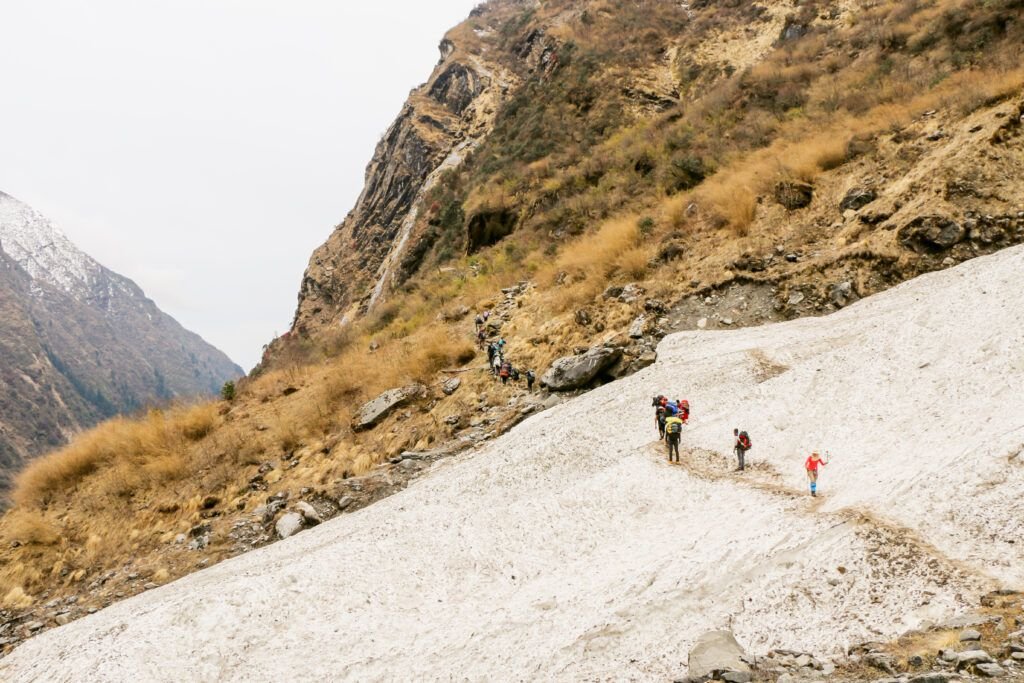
left=353, top=384, right=425, bottom=431
left=540, top=347, right=621, bottom=391
left=688, top=630, right=751, bottom=681
left=275, top=512, right=304, bottom=539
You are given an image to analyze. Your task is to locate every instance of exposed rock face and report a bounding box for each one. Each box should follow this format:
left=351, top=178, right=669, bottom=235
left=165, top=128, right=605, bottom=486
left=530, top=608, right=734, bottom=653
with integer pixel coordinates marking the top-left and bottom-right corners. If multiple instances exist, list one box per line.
left=293, top=28, right=516, bottom=333
left=899, top=214, right=966, bottom=252
left=0, top=192, right=242, bottom=490
left=540, top=347, right=621, bottom=391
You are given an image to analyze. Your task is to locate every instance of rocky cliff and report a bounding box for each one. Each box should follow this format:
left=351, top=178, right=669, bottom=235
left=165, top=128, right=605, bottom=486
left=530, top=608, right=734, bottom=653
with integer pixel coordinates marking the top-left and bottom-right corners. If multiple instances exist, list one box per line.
left=0, top=192, right=242, bottom=489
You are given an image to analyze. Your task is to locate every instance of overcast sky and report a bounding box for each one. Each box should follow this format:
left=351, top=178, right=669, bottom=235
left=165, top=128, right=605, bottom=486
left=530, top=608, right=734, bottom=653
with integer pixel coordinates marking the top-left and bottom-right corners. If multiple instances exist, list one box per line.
left=0, top=0, right=481, bottom=370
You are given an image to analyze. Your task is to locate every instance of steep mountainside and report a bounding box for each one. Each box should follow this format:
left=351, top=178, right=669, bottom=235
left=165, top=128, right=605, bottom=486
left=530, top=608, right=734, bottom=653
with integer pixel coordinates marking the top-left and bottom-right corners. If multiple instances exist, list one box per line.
left=291, top=0, right=1024, bottom=343
left=4, top=244, right=1022, bottom=681
left=1, top=0, right=1023, bottom=658
left=0, top=192, right=242, bottom=488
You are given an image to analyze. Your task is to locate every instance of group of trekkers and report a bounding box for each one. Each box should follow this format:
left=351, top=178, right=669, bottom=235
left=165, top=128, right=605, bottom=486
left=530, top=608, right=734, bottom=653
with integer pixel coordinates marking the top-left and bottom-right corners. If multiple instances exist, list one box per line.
left=652, top=395, right=828, bottom=496
left=476, top=311, right=536, bottom=390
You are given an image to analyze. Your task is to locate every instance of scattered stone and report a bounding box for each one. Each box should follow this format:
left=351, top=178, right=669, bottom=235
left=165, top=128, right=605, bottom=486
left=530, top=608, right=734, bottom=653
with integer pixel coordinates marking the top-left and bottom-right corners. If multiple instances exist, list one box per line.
left=909, top=674, right=949, bottom=683
left=353, top=385, right=426, bottom=431
left=899, top=215, right=965, bottom=252
left=960, top=628, right=982, bottom=642
left=840, top=187, right=877, bottom=212
left=975, top=662, right=1006, bottom=677
left=788, top=291, right=805, bottom=305
left=441, top=378, right=462, bottom=396
left=957, top=650, right=995, bottom=667
left=602, top=284, right=624, bottom=299
left=294, top=501, right=322, bottom=525
left=867, top=653, right=897, bottom=675
left=629, top=315, right=648, bottom=339
left=25, top=621, right=44, bottom=632
left=785, top=253, right=799, bottom=263
left=337, top=496, right=355, bottom=510
left=830, top=281, right=856, bottom=307
left=688, top=631, right=751, bottom=681
left=644, top=299, right=667, bottom=314
left=617, top=283, right=646, bottom=303
left=201, top=495, right=220, bottom=510
left=143, top=582, right=158, bottom=590
left=55, top=614, right=72, bottom=626
left=795, top=654, right=812, bottom=667
left=697, top=318, right=708, bottom=329
left=721, top=672, right=752, bottom=683
left=275, top=512, right=304, bottom=539
left=574, top=309, right=591, bottom=326
left=774, top=181, right=814, bottom=210
left=1012, top=652, right=1024, bottom=661
left=541, top=346, right=621, bottom=391
left=721, top=317, right=734, bottom=326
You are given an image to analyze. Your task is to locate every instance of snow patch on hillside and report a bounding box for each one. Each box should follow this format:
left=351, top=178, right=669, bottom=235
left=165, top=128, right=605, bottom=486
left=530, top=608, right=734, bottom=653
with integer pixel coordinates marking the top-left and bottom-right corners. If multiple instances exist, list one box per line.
left=3, top=246, right=1023, bottom=682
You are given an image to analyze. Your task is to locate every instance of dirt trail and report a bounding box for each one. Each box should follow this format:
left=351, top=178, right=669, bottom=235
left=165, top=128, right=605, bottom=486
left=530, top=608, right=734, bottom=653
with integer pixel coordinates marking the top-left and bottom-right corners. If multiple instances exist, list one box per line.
left=649, top=441, right=1000, bottom=590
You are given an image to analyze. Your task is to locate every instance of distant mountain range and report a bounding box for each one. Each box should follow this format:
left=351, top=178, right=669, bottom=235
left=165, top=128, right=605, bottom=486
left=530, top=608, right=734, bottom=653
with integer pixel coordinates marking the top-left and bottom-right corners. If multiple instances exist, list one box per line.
left=0, top=191, right=242, bottom=490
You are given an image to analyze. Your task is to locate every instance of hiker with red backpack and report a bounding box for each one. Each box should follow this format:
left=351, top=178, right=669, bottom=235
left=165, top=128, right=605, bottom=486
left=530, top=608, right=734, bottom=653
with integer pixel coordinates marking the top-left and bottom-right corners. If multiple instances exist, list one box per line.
left=805, top=451, right=828, bottom=496
left=677, top=399, right=690, bottom=423
left=499, top=360, right=512, bottom=385
left=733, top=428, right=751, bottom=471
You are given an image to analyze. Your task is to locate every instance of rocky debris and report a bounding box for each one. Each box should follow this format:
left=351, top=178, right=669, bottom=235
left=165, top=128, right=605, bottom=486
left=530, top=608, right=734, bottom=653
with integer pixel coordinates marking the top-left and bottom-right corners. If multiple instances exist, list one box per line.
left=898, top=215, right=965, bottom=252
left=629, top=315, right=648, bottom=339
left=840, top=187, right=877, bottom=212
left=574, top=309, right=591, bottom=326
left=354, top=384, right=426, bottom=431
left=774, top=181, right=814, bottom=210
left=275, top=512, right=304, bottom=539
left=830, top=281, right=857, bottom=308
left=540, top=346, right=621, bottom=391
left=294, top=501, right=322, bottom=526
left=603, top=282, right=645, bottom=303
left=441, top=377, right=462, bottom=396
left=961, top=628, right=983, bottom=641
left=687, top=631, right=751, bottom=681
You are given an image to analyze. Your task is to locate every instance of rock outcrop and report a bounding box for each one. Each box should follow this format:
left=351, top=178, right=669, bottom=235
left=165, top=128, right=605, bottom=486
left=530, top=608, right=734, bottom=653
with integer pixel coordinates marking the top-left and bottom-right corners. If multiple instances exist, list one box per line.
left=687, top=631, right=751, bottom=682
left=540, top=346, right=621, bottom=391
left=353, top=385, right=426, bottom=431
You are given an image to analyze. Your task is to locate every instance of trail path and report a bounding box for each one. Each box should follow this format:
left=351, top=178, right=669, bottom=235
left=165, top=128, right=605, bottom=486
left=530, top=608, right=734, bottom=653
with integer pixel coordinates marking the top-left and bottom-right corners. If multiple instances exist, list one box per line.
left=3, top=247, right=1023, bottom=682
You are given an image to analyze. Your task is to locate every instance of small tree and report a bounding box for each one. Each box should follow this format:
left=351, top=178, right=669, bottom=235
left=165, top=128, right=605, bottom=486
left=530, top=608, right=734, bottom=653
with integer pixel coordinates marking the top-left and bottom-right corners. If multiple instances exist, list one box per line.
left=220, top=381, right=236, bottom=402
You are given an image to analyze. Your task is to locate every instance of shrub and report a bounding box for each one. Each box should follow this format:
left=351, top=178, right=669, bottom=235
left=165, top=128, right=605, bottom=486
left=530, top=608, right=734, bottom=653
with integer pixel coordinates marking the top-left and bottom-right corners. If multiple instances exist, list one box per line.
left=220, top=381, right=236, bottom=402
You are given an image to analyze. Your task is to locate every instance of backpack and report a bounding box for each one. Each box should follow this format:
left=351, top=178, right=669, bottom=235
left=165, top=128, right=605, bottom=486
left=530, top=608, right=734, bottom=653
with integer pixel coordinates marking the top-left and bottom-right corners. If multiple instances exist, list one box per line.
left=511, top=368, right=520, bottom=381
left=739, top=431, right=751, bottom=449
left=666, top=420, right=682, bottom=435
left=656, top=406, right=666, bottom=424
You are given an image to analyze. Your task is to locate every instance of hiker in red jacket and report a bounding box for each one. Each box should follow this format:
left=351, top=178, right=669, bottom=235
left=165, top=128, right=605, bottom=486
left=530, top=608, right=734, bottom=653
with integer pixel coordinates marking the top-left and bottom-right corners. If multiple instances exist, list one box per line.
left=805, top=452, right=828, bottom=496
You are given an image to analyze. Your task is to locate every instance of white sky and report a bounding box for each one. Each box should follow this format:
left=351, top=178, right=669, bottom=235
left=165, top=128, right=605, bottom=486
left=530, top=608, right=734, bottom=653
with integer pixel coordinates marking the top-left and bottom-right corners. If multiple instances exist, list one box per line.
left=0, top=0, right=482, bottom=370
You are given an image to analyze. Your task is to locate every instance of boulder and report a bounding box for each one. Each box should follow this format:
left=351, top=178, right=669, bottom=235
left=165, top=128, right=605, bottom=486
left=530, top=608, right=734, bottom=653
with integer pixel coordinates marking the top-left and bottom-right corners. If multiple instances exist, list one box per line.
left=960, top=628, right=982, bottom=642
left=957, top=650, right=994, bottom=668
left=540, top=347, right=621, bottom=391
left=618, top=283, right=646, bottom=303
left=910, top=674, right=950, bottom=683
left=442, top=377, right=462, bottom=396
left=353, top=384, right=425, bottom=431
left=688, top=630, right=751, bottom=681
left=275, top=512, right=304, bottom=539
left=898, top=215, right=965, bottom=252
left=629, top=315, right=648, bottom=339
left=975, top=662, right=1005, bottom=677
left=294, top=501, right=322, bottom=526
left=774, top=181, right=814, bottom=210
left=574, top=309, right=592, bottom=326
left=839, top=187, right=877, bottom=212
left=830, top=281, right=856, bottom=308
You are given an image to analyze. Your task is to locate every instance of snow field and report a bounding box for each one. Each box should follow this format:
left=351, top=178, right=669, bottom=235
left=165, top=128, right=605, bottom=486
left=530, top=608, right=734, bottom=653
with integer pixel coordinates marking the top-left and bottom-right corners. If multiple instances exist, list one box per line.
left=3, top=246, right=1023, bottom=682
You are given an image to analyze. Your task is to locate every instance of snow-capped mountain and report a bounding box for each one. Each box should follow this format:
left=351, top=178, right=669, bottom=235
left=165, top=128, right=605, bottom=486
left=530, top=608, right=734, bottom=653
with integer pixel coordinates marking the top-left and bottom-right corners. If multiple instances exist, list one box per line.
left=0, top=191, right=242, bottom=489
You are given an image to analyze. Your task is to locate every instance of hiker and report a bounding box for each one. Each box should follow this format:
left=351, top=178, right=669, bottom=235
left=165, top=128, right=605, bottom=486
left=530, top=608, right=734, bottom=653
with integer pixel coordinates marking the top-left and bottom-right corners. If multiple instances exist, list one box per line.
left=526, top=369, right=536, bottom=391
left=499, top=360, right=512, bottom=385
left=665, top=414, right=683, bottom=463
left=474, top=310, right=490, bottom=330
left=476, top=328, right=487, bottom=348
left=487, top=341, right=497, bottom=364
left=510, top=366, right=521, bottom=382
left=655, top=402, right=667, bottom=440
left=805, top=451, right=828, bottom=497
left=491, top=353, right=502, bottom=377
left=678, top=399, right=690, bottom=423
left=733, top=428, right=751, bottom=471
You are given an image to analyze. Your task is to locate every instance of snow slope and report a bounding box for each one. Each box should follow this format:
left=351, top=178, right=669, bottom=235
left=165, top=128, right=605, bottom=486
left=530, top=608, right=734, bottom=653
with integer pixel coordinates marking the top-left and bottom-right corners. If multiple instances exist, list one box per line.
left=3, top=247, right=1023, bottom=682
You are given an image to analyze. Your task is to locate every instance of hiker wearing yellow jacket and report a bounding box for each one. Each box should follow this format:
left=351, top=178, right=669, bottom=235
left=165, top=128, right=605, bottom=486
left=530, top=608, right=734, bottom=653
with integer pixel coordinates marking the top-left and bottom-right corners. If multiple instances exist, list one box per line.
left=664, top=415, right=683, bottom=463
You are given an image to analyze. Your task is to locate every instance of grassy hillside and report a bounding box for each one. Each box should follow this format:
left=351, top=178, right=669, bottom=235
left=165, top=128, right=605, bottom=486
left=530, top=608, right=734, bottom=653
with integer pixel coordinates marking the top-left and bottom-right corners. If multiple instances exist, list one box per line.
left=1, top=0, right=1023, bottom=637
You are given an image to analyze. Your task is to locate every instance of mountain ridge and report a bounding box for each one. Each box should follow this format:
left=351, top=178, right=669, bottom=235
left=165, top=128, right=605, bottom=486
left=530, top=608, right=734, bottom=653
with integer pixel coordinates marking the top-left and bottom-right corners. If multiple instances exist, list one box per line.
left=0, top=192, right=243, bottom=489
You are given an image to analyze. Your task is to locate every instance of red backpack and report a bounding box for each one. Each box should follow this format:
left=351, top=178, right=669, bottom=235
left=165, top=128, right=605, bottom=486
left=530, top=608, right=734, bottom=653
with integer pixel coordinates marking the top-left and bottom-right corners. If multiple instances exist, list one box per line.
left=739, top=431, right=751, bottom=449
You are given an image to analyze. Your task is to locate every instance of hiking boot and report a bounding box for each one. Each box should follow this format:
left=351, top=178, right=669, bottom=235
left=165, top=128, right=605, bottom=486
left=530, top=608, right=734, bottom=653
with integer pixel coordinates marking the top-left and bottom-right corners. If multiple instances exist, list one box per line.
left=811, top=491, right=816, bottom=497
